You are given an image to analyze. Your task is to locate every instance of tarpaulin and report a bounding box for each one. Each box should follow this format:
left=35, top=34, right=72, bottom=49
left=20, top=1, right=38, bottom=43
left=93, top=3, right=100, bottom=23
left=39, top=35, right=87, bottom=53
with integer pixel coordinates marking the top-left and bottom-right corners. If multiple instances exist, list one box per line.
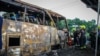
left=0, top=16, right=3, bottom=49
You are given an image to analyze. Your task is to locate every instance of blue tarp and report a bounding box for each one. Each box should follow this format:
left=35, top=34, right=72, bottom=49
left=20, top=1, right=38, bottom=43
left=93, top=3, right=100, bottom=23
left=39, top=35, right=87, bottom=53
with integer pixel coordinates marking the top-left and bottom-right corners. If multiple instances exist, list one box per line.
left=0, top=16, right=3, bottom=49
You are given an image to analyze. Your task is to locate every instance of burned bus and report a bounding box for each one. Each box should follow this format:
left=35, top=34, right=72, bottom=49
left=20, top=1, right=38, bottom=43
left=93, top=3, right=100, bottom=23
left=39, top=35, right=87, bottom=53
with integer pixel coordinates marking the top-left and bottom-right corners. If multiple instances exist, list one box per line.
left=0, top=0, right=68, bottom=56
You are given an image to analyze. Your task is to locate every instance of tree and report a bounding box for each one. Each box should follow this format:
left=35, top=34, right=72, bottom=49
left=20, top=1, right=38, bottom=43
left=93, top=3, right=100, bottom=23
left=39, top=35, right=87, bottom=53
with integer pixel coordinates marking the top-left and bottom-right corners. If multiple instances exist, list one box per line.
left=67, top=18, right=96, bottom=33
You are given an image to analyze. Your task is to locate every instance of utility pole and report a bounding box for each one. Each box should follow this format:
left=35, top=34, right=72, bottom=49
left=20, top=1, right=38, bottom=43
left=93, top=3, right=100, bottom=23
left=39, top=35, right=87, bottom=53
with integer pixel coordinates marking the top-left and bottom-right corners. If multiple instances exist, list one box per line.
left=95, top=0, right=100, bottom=56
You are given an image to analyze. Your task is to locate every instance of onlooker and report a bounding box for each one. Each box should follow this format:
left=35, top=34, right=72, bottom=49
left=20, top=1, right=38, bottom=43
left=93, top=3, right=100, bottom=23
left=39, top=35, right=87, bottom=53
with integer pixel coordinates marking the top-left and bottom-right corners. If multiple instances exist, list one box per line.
left=63, top=28, right=69, bottom=47
left=0, top=16, right=3, bottom=50
left=73, top=28, right=80, bottom=46
left=90, top=29, right=96, bottom=49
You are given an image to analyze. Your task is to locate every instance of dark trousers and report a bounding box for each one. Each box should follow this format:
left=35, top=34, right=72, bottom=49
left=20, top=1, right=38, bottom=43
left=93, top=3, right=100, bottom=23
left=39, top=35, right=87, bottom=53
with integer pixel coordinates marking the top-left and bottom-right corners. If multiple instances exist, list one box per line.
left=91, top=40, right=95, bottom=49
left=91, top=38, right=100, bottom=49
left=74, top=37, right=77, bottom=45
left=79, top=37, right=86, bottom=47
left=74, top=37, right=79, bottom=45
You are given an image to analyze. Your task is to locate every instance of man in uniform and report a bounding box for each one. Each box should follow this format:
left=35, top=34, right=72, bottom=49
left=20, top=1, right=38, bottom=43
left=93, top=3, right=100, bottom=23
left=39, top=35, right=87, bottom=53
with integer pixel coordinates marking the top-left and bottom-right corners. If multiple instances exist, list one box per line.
left=0, top=16, right=3, bottom=54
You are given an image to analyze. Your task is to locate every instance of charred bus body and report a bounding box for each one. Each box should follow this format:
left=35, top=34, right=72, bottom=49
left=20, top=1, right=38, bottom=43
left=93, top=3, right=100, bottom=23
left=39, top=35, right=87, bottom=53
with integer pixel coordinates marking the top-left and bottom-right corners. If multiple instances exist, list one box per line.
left=0, top=0, right=68, bottom=56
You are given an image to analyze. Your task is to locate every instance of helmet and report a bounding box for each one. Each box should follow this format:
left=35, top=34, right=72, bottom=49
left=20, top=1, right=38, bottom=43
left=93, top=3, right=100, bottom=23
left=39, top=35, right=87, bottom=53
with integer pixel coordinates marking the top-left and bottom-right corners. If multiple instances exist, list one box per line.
left=98, top=26, right=100, bottom=29
left=71, top=28, right=76, bottom=32
left=80, top=25, right=86, bottom=29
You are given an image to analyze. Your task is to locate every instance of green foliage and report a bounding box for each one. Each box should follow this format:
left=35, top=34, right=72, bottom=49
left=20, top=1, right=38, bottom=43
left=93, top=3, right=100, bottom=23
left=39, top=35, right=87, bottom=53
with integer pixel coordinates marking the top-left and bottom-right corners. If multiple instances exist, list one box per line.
left=67, top=18, right=96, bottom=33
left=57, top=19, right=67, bottom=30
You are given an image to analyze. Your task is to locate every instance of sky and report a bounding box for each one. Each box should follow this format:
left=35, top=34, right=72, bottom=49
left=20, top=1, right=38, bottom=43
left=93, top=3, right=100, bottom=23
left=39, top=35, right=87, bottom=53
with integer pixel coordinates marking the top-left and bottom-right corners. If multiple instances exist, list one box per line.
left=21, top=0, right=98, bottom=21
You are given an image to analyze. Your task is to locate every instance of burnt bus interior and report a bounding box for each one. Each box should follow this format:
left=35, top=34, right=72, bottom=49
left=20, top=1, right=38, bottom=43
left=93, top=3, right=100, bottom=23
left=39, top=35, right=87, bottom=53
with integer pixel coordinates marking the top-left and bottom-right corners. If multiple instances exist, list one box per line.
left=0, top=0, right=68, bottom=29
left=0, top=1, right=46, bottom=24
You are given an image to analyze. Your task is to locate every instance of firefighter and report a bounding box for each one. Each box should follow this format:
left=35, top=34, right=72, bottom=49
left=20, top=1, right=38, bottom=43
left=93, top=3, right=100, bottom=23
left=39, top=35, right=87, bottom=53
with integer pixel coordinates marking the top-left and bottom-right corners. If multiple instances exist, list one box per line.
left=79, top=25, right=86, bottom=49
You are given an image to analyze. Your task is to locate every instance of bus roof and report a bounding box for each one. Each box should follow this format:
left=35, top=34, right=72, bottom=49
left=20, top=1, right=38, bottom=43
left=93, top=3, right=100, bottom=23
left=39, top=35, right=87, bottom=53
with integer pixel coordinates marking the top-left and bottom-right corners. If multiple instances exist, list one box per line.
left=15, top=0, right=65, bottom=17
left=0, top=0, right=65, bottom=18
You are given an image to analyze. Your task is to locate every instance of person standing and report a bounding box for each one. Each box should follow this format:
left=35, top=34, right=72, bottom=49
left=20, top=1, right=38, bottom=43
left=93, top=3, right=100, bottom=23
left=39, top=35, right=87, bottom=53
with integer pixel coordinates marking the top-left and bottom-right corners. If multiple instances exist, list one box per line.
left=79, top=28, right=86, bottom=49
left=90, top=29, right=96, bottom=49
left=0, top=16, right=3, bottom=51
left=73, top=28, right=80, bottom=46
left=98, top=28, right=100, bottom=49
left=63, top=28, right=69, bottom=47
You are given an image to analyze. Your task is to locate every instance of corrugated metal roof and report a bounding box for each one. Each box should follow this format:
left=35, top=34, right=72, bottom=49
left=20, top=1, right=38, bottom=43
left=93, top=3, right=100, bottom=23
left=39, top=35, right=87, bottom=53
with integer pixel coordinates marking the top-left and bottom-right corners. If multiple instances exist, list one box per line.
left=81, top=0, right=98, bottom=12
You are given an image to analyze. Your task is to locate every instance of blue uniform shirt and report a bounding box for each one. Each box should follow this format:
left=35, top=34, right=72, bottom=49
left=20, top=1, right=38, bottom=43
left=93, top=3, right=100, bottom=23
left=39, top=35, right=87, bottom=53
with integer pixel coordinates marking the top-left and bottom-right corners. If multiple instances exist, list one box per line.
left=0, top=16, right=3, bottom=49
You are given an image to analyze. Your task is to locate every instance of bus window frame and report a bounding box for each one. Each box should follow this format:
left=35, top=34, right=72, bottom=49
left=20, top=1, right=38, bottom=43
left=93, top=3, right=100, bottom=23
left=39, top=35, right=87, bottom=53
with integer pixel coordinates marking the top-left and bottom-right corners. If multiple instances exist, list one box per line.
left=42, top=10, right=45, bottom=25
left=23, top=6, right=29, bottom=23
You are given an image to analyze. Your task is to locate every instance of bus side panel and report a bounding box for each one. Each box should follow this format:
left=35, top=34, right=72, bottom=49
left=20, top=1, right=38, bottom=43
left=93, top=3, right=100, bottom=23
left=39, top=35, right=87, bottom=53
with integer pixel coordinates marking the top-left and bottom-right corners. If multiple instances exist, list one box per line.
left=38, top=25, right=51, bottom=52
left=50, top=27, right=57, bottom=45
left=22, top=22, right=51, bottom=55
left=2, top=19, right=9, bottom=51
left=50, top=27, right=60, bottom=47
left=2, top=19, right=22, bottom=55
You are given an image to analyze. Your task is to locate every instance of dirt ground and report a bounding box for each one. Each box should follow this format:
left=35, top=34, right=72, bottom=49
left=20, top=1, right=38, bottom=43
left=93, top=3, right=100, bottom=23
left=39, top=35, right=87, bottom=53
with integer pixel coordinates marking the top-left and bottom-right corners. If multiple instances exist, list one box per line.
left=1, top=46, right=100, bottom=56
left=57, top=47, right=94, bottom=56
